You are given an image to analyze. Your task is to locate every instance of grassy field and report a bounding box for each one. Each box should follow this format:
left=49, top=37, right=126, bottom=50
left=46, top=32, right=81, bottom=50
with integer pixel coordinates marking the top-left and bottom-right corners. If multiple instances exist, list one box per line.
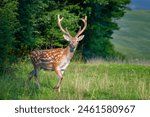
left=111, top=10, right=150, bottom=60
left=0, top=61, right=150, bottom=100
left=1, top=11, right=150, bottom=100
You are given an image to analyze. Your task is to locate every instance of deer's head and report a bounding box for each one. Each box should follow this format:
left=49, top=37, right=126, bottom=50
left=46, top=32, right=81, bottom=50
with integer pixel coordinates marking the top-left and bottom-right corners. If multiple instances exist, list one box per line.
left=57, top=15, right=87, bottom=52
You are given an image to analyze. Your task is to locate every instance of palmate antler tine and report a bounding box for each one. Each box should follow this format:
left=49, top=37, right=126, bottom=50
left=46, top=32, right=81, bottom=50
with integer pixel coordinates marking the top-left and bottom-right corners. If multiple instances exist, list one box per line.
left=75, top=16, right=87, bottom=38
left=57, top=15, right=72, bottom=38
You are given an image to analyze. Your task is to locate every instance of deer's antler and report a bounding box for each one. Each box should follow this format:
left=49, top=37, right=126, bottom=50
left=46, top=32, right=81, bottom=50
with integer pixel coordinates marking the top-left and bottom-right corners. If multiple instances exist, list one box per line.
left=57, top=15, right=72, bottom=38
left=75, top=16, right=87, bottom=38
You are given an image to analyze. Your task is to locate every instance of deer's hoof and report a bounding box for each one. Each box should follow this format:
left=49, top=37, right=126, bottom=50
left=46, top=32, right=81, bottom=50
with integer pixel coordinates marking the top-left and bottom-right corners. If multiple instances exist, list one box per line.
left=53, top=86, right=58, bottom=89
left=53, top=86, right=60, bottom=92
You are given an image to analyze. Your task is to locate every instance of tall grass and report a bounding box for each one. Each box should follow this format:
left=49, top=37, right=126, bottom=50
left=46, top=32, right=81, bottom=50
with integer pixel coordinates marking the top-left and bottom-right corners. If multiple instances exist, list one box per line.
left=0, top=60, right=150, bottom=100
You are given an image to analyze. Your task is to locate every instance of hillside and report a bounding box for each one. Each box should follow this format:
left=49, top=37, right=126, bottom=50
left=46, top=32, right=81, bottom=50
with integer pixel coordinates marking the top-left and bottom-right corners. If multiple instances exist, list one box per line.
left=111, top=10, right=150, bottom=60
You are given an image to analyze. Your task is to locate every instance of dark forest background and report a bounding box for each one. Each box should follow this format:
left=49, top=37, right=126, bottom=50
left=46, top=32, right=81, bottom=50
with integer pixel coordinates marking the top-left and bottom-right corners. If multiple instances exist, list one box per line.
left=0, top=0, right=130, bottom=67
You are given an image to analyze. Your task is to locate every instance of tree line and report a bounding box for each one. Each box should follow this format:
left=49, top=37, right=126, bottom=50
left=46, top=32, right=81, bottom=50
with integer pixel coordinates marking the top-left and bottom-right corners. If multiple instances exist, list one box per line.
left=0, top=0, right=130, bottom=67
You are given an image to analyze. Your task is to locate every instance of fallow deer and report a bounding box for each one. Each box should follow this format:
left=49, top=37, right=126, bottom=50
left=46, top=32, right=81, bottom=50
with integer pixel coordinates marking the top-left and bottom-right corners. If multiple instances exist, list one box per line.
left=28, top=15, right=87, bottom=92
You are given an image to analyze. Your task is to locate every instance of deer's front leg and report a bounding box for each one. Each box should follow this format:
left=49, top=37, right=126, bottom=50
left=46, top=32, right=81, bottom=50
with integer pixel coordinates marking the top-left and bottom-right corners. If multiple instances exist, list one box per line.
left=54, top=67, right=63, bottom=92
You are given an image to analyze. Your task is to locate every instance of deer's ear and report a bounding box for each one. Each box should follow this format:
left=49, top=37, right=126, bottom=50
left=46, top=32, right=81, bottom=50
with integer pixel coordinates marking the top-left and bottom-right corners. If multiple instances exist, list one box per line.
left=77, top=35, right=84, bottom=41
left=63, top=34, right=71, bottom=41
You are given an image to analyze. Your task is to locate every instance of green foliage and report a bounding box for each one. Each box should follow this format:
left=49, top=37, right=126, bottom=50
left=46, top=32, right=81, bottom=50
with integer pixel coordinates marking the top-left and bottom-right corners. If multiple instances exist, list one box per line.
left=15, top=0, right=80, bottom=56
left=15, top=0, right=130, bottom=59
left=0, top=0, right=130, bottom=66
left=75, top=0, right=130, bottom=59
left=36, top=9, right=80, bottom=48
left=0, top=0, right=19, bottom=66
left=15, top=0, right=49, bottom=56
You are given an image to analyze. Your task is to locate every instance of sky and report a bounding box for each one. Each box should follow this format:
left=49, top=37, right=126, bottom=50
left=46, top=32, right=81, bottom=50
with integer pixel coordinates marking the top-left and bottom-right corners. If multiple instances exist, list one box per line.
left=129, top=0, right=150, bottom=10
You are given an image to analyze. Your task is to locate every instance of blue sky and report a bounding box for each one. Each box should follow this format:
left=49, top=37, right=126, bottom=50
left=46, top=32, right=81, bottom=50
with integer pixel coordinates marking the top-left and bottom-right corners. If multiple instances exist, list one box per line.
left=130, top=0, right=150, bottom=10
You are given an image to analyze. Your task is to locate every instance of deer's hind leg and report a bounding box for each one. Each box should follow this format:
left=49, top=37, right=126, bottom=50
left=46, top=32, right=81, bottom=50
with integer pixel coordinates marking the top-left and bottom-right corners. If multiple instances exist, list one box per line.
left=34, top=68, right=40, bottom=89
left=28, top=70, right=35, bottom=81
left=28, top=68, right=40, bottom=89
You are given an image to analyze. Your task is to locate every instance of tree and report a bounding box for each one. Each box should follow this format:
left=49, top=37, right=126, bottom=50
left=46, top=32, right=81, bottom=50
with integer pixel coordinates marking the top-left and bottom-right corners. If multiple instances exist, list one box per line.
left=0, top=0, right=130, bottom=66
left=0, top=0, right=19, bottom=66
left=63, top=0, right=130, bottom=59
left=16, top=0, right=80, bottom=57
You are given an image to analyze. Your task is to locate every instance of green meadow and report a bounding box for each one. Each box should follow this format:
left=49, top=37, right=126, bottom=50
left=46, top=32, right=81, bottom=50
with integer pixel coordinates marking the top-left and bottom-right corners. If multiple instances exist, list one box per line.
left=0, top=61, right=150, bottom=100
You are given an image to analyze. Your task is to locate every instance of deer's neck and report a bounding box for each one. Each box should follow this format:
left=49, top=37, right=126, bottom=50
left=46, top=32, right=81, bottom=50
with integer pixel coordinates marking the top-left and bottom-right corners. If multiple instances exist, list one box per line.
left=65, top=45, right=76, bottom=60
